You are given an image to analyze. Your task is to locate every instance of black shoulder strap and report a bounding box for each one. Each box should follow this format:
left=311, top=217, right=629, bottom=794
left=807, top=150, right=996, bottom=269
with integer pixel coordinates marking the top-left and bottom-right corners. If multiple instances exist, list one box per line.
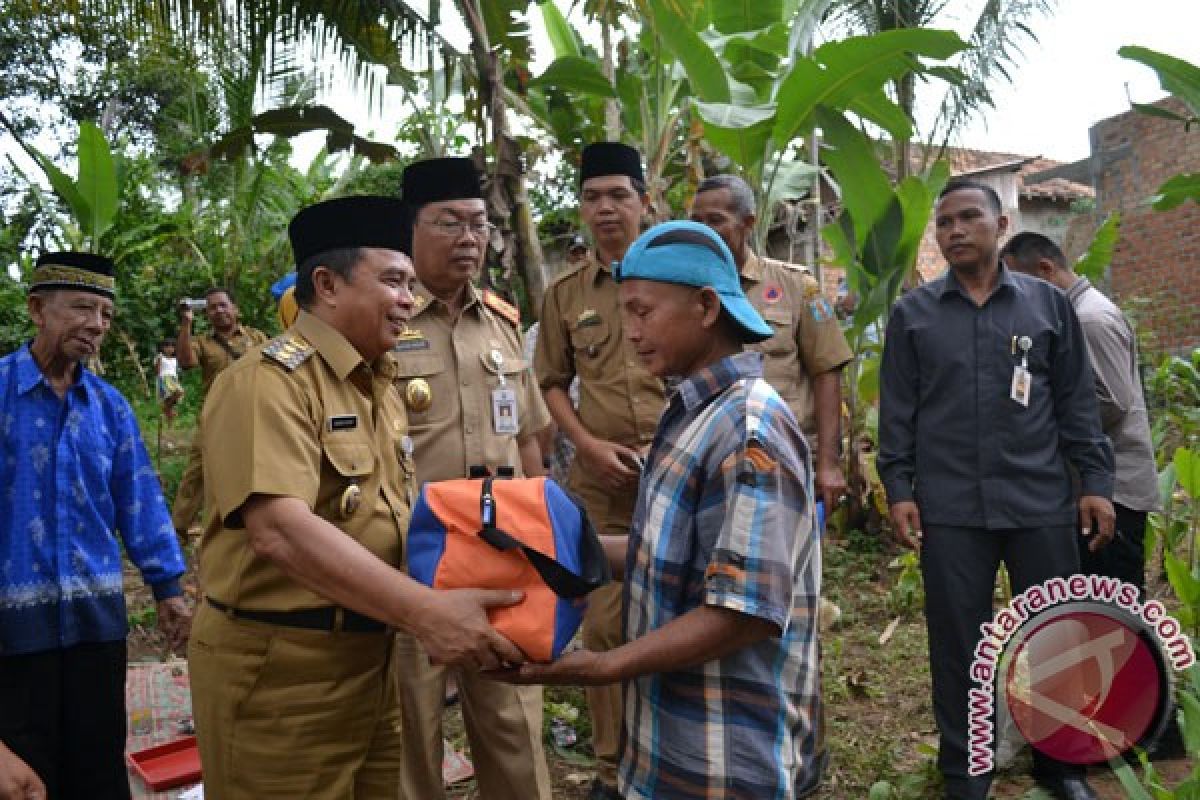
left=477, top=477, right=610, bottom=599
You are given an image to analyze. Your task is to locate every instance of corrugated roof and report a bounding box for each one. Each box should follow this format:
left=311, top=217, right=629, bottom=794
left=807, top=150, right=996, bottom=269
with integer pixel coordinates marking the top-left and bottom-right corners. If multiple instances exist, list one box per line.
left=902, top=145, right=1094, bottom=202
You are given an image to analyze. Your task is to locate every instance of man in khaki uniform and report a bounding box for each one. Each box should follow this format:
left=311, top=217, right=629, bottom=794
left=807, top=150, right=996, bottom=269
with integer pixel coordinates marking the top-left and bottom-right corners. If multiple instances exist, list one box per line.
left=172, top=288, right=268, bottom=536
left=534, top=142, right=666, bottom=799
left=690, top=174, right=853, bottom=511
left=391, top=158, right=554, bottom=800
left=189, top=195, right=526, bottom=799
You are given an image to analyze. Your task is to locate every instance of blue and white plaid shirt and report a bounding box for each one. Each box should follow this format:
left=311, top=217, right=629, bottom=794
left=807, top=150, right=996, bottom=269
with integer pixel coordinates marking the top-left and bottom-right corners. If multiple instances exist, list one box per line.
left=619, top=351, right=822, bottom=799
left=0, top=344, right=184, bottom=655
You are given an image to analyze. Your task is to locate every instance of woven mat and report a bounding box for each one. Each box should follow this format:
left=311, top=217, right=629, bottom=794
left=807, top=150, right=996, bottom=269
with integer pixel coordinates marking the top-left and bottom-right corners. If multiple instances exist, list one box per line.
left=125, top=660, right=198, bottom=799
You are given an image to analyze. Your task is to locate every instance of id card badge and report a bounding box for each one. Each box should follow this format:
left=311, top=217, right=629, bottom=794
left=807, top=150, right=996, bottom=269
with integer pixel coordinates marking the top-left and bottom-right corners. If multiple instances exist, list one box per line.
left=492, top=387, right=519, bottom=435
left=1010, top=365, right=1032, bottom=407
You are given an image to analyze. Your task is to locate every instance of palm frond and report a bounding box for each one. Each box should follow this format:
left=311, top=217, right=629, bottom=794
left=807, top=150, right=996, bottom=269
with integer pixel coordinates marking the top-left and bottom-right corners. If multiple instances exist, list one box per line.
left=926, top=0, right=1056, bottom=151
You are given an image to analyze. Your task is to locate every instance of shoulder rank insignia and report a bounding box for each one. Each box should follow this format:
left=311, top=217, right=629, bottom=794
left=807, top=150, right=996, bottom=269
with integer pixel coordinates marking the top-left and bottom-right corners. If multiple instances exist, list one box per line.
left=262, top=333, right=315, bottom=371
left=482, top=289, right=520, bottom=327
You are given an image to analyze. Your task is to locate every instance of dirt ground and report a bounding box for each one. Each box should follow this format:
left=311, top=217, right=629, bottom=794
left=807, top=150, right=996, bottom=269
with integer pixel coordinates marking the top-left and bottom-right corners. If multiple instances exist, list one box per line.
left=124, top=532, right=1194, bottom=799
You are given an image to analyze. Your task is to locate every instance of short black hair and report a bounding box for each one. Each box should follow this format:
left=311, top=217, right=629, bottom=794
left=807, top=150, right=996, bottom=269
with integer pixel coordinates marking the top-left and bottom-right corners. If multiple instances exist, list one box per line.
left=938, top=179, right=1003, bottom=215
left=204, top=286, right=234, bottom=304
left=295, top=247, right=363, bottom=309
left=1000, top=231, right=1068, bottom=270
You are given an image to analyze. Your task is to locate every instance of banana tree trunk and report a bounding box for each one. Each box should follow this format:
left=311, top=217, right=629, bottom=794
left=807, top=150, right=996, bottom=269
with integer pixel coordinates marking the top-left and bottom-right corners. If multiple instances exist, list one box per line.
left=456, top=0, right=547, bottom=316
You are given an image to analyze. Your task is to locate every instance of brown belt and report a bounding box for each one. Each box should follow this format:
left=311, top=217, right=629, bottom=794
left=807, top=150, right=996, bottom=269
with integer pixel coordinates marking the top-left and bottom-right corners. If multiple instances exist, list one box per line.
left=206, top=596, right=387, bottom=633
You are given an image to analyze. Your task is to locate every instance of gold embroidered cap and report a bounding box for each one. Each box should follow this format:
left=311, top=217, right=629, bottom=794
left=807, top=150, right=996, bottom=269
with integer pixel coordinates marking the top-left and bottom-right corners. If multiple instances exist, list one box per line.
left=30, top=251, right=115, bottom=298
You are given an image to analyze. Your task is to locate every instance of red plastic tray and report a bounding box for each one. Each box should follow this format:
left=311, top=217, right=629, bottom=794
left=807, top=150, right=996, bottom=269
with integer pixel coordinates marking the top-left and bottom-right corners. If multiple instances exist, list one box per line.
left=127, top=735, right=202, bottom=790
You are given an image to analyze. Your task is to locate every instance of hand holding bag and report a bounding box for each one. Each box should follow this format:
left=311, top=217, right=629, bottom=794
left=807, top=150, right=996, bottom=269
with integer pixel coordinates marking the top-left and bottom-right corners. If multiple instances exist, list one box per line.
left=407, top=474, right=611, bottom=662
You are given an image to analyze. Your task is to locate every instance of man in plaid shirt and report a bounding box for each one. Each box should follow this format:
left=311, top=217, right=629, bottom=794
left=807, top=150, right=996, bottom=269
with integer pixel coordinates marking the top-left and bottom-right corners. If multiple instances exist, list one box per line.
left=499, top=220, right=822, bottom=798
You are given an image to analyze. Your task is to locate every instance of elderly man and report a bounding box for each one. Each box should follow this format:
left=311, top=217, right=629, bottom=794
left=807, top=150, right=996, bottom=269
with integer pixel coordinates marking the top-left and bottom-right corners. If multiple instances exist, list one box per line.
left=534, top=142, right=668, bottom=800
left=0, top=251, right=190, bottom=799
left=879, top=181, right=1114, bottom=800
left=171, top=287, right=268, bottom=537
left=391, top=157, right=553, bottom=800
left=690, top=174, right=852, bottom=513
left=189, top=196, right=525, bottom=798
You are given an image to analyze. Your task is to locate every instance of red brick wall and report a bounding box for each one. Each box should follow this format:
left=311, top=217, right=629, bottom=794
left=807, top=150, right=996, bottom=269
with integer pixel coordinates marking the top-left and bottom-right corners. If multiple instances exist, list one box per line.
left=1091, top=96, right=1200, bottom=353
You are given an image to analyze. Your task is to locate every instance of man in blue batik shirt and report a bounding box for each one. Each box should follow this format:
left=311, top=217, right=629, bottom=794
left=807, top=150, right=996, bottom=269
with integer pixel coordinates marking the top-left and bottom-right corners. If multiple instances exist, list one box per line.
left=0, top=251, right=190, bottom=799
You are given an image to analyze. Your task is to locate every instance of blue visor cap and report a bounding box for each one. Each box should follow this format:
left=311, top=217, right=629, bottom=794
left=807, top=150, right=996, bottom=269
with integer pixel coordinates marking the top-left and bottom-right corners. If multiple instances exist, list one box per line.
left=615, top=220, right=773, bottom=343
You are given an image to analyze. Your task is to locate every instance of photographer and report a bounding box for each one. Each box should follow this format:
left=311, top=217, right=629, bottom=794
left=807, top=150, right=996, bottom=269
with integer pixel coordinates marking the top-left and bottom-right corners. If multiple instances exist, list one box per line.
left=171, top=288, right=268, bottom=538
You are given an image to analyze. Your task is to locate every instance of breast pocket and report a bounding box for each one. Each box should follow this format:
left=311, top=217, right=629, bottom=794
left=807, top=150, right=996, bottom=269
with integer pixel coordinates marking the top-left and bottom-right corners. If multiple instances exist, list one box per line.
left=751, top=309, right=793, bottom=356
left=569, top=319, right=612, bottom=379
left=394, top=351, right=450, bottom=425
left=1022, top=328, right=1055, bottom=375
left=321, top=434, right=375, bottom=520
left=479, top=350, right=528, bottom=386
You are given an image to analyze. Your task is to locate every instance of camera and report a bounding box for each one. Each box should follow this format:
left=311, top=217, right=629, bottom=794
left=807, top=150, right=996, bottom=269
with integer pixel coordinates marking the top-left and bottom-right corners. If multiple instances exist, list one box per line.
left=180, top=298, right=207, bottom=312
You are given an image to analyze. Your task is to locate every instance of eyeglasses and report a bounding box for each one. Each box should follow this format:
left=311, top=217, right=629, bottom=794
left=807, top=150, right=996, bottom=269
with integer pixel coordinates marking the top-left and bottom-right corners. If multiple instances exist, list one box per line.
left=420, top=218, right=496, bottom=239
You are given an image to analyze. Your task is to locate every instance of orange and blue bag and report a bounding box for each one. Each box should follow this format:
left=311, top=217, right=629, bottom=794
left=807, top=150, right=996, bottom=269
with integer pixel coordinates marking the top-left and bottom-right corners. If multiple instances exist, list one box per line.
left=407, top=474, right=611, bottom=662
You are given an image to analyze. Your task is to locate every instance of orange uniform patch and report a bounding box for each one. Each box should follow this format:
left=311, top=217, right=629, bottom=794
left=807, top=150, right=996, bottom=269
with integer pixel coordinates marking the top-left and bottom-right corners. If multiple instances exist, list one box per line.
left=482, top=289, right=520, bottom=326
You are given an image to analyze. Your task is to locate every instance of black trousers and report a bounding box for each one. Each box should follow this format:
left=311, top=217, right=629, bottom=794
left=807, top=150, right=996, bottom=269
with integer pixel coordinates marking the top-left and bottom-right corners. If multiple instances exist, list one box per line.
left=921, top=525, right=1083, bottom=800
left=1079, top=503, right=1148, bottom=597
left=0, top=641, right=131, bottom=800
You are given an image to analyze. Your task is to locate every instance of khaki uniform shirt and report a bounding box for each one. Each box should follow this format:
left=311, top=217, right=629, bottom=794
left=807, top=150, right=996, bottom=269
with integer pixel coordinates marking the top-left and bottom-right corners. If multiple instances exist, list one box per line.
left=740, top=253, right=853, bottom=440
left=393, top=284, right=550, bottom=485
left=534, top=253, right=666, bottom=529
left=198, top=311, right=414, bottom=611
left=191, top=325, right=270, bottom=393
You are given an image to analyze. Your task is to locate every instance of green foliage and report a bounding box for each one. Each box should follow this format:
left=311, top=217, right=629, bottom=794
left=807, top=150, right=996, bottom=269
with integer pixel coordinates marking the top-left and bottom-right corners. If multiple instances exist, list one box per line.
left=1150, top=173, right=1200, bottom=212
left=1120, top=45, right=1200, bottom=122
left=530, top=56, right=617, bottom=97
left=1106, top=669, right=1200, bottom=797
left=537, top=0, right=581, bottom=59
left=1121, top=46, right=1200, bottom=208
left=1074, top=212, right=1121, bottom=283
left=9, top=120, right=121, bottom=248
left=886, top=551, right=924, bottom=616
left=667, top=1, right=963, bottom=244
left=206, top=105, right=400, bottom=164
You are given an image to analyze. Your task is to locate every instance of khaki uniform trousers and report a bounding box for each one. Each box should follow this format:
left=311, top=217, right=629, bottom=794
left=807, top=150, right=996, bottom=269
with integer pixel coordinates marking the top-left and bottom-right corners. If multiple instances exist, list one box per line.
left=393, top=632, right=551, bottom=800
left=189, top=603, right=403, bottom=799
left=171, top=437, right=204, bottom=534
left=571, top=477, right=636, bottom=770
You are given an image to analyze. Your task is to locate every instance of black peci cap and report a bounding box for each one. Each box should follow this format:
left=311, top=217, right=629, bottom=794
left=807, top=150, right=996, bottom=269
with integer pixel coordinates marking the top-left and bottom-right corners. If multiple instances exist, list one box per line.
left=579, top=142, right=644, bottom=186
left=288, top=196, right=409, bottom=265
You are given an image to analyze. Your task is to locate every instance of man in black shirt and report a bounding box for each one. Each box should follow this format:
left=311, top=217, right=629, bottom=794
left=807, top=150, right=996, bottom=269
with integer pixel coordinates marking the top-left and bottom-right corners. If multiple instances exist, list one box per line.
left=878, top=180, right=1115, bottom=800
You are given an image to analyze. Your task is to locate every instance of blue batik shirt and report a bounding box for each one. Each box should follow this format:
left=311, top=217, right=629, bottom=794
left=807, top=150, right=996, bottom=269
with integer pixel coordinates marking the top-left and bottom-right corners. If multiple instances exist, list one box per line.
left=619, top=352, right=822, bottom=800
left=0, top=344, right=185, bottom=655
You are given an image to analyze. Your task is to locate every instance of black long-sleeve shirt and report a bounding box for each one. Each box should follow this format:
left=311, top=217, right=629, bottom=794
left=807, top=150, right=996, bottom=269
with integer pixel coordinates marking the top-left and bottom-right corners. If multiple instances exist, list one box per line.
left=877, top=265, right=1114, bottom=529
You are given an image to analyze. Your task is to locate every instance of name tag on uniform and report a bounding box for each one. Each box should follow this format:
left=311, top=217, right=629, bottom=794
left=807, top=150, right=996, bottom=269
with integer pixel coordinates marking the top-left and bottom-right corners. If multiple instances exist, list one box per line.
left=492, top=387, right=519, bottom=435
left=1010, top=366, right=1031, bottom=407
left=329, top=414, right=358, bottom=431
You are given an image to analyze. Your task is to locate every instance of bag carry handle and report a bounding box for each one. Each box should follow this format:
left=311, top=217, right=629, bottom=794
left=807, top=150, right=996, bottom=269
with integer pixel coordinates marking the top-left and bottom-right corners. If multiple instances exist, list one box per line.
left=478, top=477, right=610, bottom=599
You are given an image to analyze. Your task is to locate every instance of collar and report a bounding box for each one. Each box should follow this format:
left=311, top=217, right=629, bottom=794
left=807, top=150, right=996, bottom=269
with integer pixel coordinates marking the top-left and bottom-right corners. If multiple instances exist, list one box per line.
left=15, top=343, right=92, bottom=399
left=292, top=310, right=368, bottom=381
left=411, top=281, right=481, bottom=318
left=938, top=262, right=1017, bottom=300
left=1065, top=276, right=1092, bottom=304
left=738, top=251, right=764, bottom=283
left=676, top=351, right=763, bottom=413
left=213, top=323, right=246, bottom=342
left=587, top=250, right=626, bottom=286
